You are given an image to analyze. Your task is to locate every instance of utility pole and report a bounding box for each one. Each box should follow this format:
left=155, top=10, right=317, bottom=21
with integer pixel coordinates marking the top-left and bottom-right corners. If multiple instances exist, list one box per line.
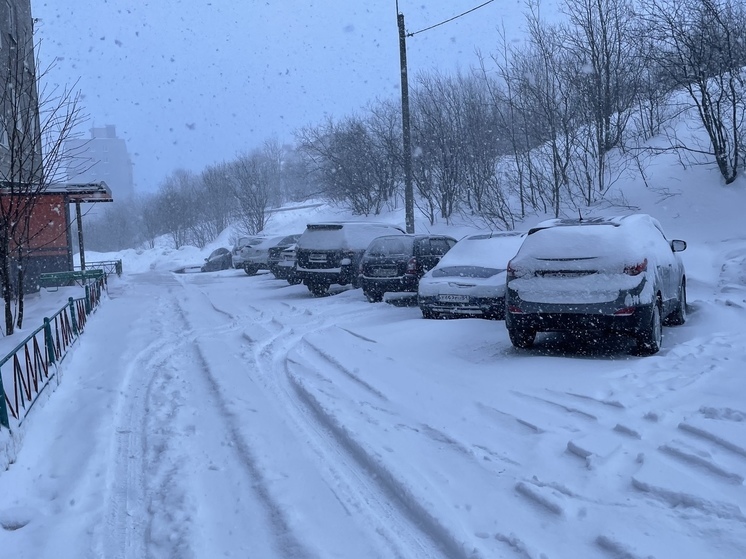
left=397, top=10, right=415, bottom=234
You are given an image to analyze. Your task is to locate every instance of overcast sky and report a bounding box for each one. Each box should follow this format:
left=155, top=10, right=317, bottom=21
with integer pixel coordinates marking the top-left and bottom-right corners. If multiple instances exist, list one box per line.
left=31, top=0, right=560, bottom=193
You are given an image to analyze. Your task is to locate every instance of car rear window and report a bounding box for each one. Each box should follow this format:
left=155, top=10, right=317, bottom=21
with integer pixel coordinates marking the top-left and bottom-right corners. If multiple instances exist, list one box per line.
left=435, top=233, right=526, bottom=271
left=432, top=266, right=500, bottom=278
left=367, top=236, right=414, bottom=256
left=518, top=224, right=639, bottom=260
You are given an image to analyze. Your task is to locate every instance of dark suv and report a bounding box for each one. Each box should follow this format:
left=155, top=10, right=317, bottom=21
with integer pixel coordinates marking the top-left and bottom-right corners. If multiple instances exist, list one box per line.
left=295, top=222, right=406, bottom=296
left=505, top=214, right=687, bottom=354
left=359, top=234, right=457, bottom=302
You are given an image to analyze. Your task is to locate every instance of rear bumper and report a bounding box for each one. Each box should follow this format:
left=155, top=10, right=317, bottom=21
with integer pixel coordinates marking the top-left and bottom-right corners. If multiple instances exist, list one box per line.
left=296, top=266, right=355, bottom=286
left=505, top=290, right=654, bottom=334
left=361, top=275, right=418, bottom=293
left=418, top=295, right=505, bottom=318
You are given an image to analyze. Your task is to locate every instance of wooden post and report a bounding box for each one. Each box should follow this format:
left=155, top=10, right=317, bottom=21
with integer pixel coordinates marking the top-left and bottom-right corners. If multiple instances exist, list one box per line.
left=76, top=201, right=86, bottom=271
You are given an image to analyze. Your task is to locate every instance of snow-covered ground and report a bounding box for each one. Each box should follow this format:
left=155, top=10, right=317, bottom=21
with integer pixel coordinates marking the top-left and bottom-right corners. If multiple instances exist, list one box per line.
left=1, top=153, right=746, bottom=558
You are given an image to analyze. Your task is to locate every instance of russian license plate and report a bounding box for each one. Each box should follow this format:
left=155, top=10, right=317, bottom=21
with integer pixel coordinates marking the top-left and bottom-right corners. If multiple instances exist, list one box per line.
left=371, top=268, right=397, bottom=277
left=438, top=294, right=469, bottom=303
left=309, top=253, right=327, bottom=262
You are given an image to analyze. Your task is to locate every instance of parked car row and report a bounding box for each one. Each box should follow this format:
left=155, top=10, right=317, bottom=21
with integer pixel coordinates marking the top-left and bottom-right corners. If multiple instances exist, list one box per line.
left=207, top=214, right=687, bottom=355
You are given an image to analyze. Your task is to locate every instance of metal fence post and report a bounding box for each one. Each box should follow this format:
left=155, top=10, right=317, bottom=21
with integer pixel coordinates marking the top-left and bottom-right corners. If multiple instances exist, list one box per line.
left=84, top=285, right=91, bottom=315
left=43, top=318, right=56, bottom=365
left=68, top=297, right=79, bottom=336
left=0, top=376, right=9, bottom=429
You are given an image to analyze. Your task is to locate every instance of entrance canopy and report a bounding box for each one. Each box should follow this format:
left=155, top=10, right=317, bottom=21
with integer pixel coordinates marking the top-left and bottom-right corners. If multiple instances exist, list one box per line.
left=45, top=181, right=114, bottom=203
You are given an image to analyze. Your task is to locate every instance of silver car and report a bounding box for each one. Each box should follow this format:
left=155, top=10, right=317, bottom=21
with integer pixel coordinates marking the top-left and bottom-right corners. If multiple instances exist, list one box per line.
left=418, top=231, right=527, bottom=319
left=231, top=235, right=269, bottom=272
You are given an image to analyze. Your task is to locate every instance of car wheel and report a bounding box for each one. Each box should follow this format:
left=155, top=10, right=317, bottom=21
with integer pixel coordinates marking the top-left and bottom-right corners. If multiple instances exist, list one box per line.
left=665, top=280, right=687, bottom=326
left=508, top=326, right=535, bottom=349
left=364, top=289, right=383, bottom=303
left=307, top=281, right=329, bottom=297
left=636, top=301, right=662, bottom=355
left=287, top=276, right=302, bottom=286
left=244, top=264, right=259, bottom=275
left=421, top=308, right=438, bottom=319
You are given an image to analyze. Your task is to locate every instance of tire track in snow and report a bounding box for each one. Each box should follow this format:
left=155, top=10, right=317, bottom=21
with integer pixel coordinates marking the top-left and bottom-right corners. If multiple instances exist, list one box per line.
left=101, top=294, right=192, bottom=559
left=219, top=295, right=472, bottom=558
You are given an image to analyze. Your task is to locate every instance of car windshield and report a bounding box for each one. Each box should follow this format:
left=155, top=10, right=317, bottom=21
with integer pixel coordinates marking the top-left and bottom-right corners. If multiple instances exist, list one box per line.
left=366, top=237, right=414, bottom=257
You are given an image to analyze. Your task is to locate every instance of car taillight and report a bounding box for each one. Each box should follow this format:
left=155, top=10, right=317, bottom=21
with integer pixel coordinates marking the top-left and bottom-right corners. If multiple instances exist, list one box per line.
left=508, top=305, right=524, bottom=314
left=614, top=307, right=636, bottom=316
left=623, top=258, right=648, bottom=276
left=405, top=256, right=418, bottom=275
left=507, top=260, right=518, bottom=281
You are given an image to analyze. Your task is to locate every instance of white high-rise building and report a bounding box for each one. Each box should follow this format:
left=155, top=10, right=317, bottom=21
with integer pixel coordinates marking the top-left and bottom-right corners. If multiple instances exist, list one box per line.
left=65, top=125, right=134, bottom=202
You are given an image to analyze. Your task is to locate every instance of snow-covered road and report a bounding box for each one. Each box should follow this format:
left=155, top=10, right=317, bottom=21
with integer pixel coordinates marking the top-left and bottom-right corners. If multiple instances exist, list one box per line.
left=1, top=262, right=746, bottom=558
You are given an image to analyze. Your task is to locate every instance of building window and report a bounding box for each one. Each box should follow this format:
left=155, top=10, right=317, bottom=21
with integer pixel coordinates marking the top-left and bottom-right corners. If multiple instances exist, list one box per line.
left=6, top=1, right=16, bottom=36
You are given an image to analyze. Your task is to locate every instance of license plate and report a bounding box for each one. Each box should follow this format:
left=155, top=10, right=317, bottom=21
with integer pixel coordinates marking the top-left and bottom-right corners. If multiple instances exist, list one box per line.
left=310, top=253, right=327, bottom=262
left=438, top=294, right=469, bottom=303
left=371, top=268, right=397, bottom=277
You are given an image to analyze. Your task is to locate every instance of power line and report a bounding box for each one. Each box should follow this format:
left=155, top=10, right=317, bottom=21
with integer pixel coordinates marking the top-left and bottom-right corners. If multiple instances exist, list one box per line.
left=407, top=0, right=495, bottom=37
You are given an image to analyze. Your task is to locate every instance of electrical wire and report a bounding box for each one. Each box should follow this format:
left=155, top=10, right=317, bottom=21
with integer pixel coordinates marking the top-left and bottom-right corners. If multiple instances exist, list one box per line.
left=407, top=0, right=495, bottom=37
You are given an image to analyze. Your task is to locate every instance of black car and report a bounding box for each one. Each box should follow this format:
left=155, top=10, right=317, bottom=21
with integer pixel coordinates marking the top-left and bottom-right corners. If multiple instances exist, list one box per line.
left=359, top=234, right=457, bottom=302
left=505, top=214, right=687, bottom=354
left=268, top=234, right=301, bottom=280
left=295, top=222, right=407, bottom=296
left=201, top=247, right=232, bottom=272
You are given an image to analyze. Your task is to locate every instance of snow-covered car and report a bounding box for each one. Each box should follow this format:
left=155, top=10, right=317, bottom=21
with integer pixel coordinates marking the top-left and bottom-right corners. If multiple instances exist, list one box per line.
left=505, top=214, right=687, bottom=354
left=273, top=243, right=302, bottom=285
left=359, top=234, right=457, bottom=302
left=418, top=231, right=527, bottom=319
left=201, top=247, right=232, bottom=272
left=267, top=234, right=302, bottom=279
left=231, top=235, right=268, bottom=271
left=295, top=222, right=406, bottom=296
left=233, top=235, right=291, bottom=275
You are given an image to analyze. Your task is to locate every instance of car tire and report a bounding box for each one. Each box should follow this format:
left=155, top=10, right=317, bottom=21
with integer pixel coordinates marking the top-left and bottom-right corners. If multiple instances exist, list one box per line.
left=364, top=289, right=383, bottom=303
left=508, top=326, right=535, bottom=349
left=421, top=308, right=438, bottom=319
left=244, top=264, right=259, bottom=276
left=636, top=301, right=662, bottom=355
left=307, top=280, right=329, bottom=297
left=665, top=280, right=687, bottom=326
left=287, top=276, right=302, bottom=286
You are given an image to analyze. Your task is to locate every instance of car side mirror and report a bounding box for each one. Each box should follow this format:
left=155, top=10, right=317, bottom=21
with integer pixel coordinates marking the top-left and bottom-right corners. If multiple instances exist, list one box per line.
left=671, top=239, right=687, bottom=252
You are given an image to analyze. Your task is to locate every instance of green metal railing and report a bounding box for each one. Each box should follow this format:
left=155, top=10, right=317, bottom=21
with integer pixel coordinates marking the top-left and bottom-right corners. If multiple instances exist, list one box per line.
left=0, top=274, right=106, bottom=431
left=74, top=260, right=122, bottom=277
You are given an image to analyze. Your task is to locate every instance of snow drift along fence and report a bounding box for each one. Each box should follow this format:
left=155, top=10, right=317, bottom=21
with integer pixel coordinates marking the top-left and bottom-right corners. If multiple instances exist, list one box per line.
left=0, top=275, right=106, bottom=431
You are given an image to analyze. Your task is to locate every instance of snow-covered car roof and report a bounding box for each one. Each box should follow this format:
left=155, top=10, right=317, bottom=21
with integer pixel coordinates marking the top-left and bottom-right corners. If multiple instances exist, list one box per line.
left=518, top=214, right=676, bottom=268
left=298, top=222, right=406, bottom=251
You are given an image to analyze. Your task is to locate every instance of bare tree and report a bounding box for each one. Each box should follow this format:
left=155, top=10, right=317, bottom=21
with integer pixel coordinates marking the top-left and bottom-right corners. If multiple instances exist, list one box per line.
left=199, top=161, right=236, bottom=239
left=153, top=169, right=199, bottom=249
left=639, top=0, right=746, bottom=184
left=410, top=71, right=465, bottom=224
left=561, top=0, right=641, bottom=197
left=228, top=151, right=274, bottom=235
left=0, top=32, right=87, bottom=334
left=297, top=115, right=393, bottom=216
